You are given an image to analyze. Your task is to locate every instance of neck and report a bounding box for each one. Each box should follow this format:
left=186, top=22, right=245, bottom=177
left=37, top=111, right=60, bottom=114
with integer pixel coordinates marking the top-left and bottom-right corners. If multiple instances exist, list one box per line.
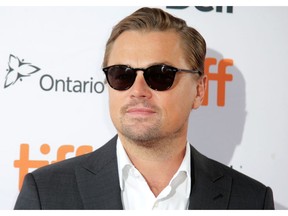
left=118, top=133, right=187, bottom=196
left=119, top=131, right=187, bottom=159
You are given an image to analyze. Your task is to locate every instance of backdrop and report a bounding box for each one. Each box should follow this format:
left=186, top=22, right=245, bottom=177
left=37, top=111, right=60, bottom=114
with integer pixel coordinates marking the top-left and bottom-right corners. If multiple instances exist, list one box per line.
left=0, top=6, right=287, bottom=209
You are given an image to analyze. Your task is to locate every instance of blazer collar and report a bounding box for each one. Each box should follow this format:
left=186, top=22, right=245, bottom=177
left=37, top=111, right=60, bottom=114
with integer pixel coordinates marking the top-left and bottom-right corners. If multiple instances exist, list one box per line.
left=74, top=135, right=232, bottom=210
left=75, top=135, right=123, bottom=209
left=188, top=145, right=232, bottom=209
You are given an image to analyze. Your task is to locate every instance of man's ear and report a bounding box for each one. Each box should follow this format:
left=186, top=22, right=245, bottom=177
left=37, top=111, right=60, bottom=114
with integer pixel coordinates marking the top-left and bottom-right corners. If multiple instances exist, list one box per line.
left=192, top=75, right=207, bottom=109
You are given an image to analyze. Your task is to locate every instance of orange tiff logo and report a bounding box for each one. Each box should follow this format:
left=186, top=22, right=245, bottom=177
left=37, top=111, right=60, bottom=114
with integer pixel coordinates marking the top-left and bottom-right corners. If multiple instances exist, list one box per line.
left=203, top=58, right=233, bottom=106
left=14, top=143, right=93, bottom=190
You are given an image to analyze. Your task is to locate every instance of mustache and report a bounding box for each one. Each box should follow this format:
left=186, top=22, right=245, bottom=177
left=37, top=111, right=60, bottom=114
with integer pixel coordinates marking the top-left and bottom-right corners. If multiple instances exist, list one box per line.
left=120, top=99, right=159, bottom=113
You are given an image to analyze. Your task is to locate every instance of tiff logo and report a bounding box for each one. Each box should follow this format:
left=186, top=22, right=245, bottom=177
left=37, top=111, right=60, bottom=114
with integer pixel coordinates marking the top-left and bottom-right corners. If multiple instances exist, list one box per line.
left=167, top=6, right=233, bottom=13
left=203, top=58, right=233, bottom=107
left=14, top=143, right=93, bottom=190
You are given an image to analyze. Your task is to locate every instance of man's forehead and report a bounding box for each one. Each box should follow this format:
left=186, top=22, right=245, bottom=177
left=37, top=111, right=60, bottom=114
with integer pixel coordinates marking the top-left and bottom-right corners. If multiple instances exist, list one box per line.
left=109, top=30, right=182, bottom=55
left=107, top=30, right=188, bottom=68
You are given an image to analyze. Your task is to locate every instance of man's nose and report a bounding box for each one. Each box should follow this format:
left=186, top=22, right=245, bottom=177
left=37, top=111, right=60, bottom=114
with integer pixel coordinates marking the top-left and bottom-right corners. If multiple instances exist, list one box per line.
left=129, top=71, right=152, bottom=99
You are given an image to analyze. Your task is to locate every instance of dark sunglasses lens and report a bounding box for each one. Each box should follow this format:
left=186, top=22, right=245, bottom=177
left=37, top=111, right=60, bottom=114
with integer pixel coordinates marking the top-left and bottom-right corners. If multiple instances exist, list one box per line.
left=106, top=66, right=136, bottom=90
left=145, top=65, right=176, bottom=91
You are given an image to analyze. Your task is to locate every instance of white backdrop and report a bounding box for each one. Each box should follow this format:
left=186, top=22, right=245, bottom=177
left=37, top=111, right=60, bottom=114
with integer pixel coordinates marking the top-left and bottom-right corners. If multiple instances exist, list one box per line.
left=0, top=6, right=287, bottom=209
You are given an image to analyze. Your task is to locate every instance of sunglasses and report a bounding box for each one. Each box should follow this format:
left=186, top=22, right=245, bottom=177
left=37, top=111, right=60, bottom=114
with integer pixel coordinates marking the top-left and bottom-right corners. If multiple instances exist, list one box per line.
left=103, top=64, right=202, bottom=91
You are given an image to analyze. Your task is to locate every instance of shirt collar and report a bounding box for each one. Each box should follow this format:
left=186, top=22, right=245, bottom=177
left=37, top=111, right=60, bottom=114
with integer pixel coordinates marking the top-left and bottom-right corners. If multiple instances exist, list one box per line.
left=116, top=137, right=191, bottom=191
left=116, top=137, right=134, bottom=190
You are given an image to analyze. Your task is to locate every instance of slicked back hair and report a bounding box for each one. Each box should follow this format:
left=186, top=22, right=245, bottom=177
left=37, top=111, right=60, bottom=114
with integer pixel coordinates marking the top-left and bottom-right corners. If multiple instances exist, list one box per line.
left=103, top=7, right=206, bottom=74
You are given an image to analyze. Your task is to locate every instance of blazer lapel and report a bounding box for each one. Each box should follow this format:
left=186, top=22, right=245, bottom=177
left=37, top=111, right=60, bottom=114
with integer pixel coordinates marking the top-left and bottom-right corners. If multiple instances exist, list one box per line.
left=188, top=145, right=232, bottom=209
left=74, top=138, right=232, bottom=209
left=75, top=136, right=123, bottom=209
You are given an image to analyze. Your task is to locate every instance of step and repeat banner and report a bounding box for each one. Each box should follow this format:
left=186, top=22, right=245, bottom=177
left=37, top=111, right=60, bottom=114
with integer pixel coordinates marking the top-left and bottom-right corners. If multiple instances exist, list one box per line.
left=0, top=6, right=287, bottom=209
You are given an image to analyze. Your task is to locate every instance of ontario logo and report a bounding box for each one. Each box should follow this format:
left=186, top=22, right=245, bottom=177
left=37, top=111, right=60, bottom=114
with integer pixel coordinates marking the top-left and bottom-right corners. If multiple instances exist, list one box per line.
left=3, top=54, right=105, bottom=93
left=4, top=54, right=40, bottom=88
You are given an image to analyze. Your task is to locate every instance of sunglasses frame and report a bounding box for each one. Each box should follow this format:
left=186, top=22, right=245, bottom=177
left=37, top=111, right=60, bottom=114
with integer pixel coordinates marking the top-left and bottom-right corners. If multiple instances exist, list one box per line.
left=103, top=64, right=202, bottom=91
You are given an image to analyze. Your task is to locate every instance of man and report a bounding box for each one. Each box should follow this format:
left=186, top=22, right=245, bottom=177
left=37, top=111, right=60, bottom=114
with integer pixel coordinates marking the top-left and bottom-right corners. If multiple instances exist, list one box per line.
left=14, top=7, right=274, bottom=210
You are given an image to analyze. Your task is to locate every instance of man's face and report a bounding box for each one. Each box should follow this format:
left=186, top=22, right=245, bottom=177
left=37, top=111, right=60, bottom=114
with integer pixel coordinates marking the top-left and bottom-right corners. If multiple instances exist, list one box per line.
left=106, top=30, right=205, bottom=144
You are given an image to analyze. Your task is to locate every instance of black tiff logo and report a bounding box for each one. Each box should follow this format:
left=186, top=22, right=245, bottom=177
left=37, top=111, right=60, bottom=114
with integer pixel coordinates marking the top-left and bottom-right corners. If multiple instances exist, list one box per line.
left=4, top=54, right=40, bottom=88
left=167, top=6, right=233, bottom=13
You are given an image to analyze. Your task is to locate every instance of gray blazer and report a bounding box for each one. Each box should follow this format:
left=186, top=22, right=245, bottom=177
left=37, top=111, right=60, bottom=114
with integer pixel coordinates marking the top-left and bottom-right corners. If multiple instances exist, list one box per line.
left=14, top=135, right=274, bottom=209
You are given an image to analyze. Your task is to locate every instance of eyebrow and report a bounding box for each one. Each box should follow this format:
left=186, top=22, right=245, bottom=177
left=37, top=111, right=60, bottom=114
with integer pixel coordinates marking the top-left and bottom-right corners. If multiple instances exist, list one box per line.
left=147, top=61, right=175, bottom=67
left=106, top=61, right=178, bottom=69
left=126, top=61, right=177, bottom=68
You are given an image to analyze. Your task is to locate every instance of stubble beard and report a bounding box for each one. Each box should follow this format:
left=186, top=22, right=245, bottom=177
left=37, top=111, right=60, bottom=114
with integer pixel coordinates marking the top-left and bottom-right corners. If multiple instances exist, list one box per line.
left=118, top=100, right=167, bottom=149
left=119, top=114, right=187, bottom=159
left=120, top=116, right=163, bottom=148
left=115, top=99, right=188, bottom=154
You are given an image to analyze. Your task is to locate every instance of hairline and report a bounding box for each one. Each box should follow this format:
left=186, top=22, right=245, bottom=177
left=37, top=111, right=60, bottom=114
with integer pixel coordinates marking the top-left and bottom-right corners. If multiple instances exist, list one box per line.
left=103, top=29, right=194, bottom=70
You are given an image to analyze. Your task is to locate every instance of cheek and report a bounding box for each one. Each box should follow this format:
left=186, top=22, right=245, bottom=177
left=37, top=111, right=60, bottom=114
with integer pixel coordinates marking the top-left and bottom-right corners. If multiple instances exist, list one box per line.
left=158, top=91, right=194, bottom=125
left=166, top=83, right=196, bottom=110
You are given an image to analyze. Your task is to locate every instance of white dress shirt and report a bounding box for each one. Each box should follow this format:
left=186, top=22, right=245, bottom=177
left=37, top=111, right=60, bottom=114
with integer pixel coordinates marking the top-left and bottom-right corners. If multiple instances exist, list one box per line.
left=116, top=138, right=191, bottom=210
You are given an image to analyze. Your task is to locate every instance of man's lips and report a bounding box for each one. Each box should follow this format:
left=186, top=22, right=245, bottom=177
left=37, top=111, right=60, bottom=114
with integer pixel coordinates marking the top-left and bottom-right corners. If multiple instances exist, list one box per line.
left=126, top=107, right=156, bottom=116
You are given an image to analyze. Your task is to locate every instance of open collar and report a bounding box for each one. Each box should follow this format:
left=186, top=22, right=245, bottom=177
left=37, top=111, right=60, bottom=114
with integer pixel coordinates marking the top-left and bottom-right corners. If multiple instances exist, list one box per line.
left=73, top=135, right=232, bottom=209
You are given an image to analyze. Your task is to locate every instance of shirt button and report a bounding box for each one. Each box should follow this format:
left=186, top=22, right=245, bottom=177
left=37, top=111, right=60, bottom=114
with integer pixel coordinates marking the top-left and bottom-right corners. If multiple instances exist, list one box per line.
left=153, top=201, right=159, bottom=209
left=133, top=169, right=140, bottom=178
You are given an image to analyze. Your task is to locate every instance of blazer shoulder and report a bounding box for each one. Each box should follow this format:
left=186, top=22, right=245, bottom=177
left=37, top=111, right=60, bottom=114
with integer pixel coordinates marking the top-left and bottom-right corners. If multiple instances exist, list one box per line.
left=15, top=136, right=119, bottom=209
left=32, top=135, right=118, bottom=178
left=190, top=144, right=267, bottom=187
left=190, top=145, right=274, bottom=209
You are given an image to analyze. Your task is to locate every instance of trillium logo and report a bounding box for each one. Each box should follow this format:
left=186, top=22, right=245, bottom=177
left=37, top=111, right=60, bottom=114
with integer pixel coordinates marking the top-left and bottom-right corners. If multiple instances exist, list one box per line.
left=4, top=54, right=40, bottom=88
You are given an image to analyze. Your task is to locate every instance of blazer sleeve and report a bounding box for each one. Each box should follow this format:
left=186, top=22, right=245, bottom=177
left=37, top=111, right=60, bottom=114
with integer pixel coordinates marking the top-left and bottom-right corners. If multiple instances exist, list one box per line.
left=264, top=187, right=275, bottom=209
left=14, top=173, right=41, bottom=210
